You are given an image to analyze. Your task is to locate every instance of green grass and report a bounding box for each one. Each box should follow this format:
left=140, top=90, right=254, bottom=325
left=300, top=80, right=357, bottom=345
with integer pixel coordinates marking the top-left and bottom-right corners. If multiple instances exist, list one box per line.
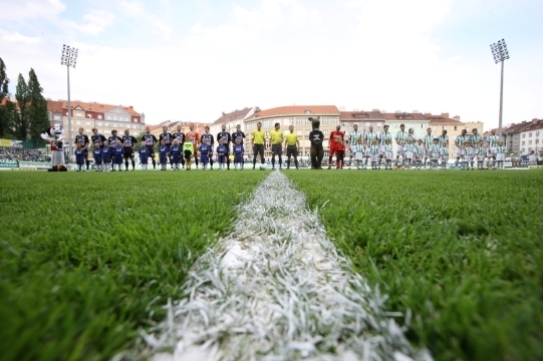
left=287, top=169, right=543, bottom=361
left=0, top=171, right=267, bottom=361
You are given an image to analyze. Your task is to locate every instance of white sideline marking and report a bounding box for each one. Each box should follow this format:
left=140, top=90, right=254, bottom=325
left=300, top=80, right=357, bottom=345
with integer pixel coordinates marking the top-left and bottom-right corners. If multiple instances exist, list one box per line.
left=141, top=171, right=432, bottom=361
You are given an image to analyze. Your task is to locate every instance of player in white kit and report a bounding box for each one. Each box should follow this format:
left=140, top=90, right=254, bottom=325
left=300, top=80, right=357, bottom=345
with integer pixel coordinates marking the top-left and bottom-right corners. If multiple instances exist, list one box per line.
left=348, top=124, right=362, bottom=168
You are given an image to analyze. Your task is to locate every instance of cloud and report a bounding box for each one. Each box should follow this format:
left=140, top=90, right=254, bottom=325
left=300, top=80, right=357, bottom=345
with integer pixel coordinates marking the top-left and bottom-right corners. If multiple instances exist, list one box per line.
left=63, top=9, right=115, bottom=36
left=0, top=0, right=66, bottom=20
left=1, top=32, right=40, bottom=44
left=117, top=0, right=172, bottom=39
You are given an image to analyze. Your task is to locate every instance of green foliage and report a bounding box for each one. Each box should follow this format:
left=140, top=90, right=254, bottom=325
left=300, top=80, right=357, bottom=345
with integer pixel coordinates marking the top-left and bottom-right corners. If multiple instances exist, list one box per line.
left=0, top=171, right=267, bottom=361
left=27, top=68, right=49, bottom=145
left=14, top=73, right=30, bottom=140
left=0, top=57, right=15, bottom=138
left=288, top=170, right=543, bottom=361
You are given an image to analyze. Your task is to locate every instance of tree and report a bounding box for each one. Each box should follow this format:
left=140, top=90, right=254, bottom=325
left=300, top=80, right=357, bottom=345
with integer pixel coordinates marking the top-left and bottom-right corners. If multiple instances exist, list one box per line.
left=0, top=57, right=14, bottom=138
left=27, top=68, right=49, bottom=145
left=14, top=73, right=30, bottom=140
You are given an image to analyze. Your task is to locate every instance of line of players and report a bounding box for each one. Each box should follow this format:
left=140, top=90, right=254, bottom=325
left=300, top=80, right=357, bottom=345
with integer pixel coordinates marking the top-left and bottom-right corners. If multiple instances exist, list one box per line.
left=328, top=124, right=507, bottom=170
left=72, top=123, right=247, bottom=172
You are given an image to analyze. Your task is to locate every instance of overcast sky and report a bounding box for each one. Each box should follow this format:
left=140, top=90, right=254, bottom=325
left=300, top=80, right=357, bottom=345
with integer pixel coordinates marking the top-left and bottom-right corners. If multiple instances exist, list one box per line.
left=1, top=0, right=542, bottom=128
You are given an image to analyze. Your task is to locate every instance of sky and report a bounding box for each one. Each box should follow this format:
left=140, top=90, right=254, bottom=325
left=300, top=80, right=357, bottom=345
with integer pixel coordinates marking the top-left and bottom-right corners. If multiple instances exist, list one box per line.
left=1, top=0, right=542, bottom=128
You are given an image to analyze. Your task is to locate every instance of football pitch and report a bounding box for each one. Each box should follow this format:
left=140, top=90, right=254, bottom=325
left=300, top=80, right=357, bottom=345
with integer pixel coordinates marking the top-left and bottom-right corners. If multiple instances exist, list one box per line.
left=0, top=170, right=542, bottom=361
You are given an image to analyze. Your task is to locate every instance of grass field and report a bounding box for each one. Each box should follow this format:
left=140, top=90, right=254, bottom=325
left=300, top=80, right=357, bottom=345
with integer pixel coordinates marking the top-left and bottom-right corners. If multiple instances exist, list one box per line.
left=0, top=171, right=268, bottom=361
left=1, top=170, right=542, bottom=361
left=287, top=169, right=543, bottom=361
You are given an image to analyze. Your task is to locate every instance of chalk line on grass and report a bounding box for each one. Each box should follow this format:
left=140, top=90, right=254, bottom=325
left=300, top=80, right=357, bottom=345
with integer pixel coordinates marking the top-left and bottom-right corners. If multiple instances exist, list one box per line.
left=140, top=171, right=432, bottom=361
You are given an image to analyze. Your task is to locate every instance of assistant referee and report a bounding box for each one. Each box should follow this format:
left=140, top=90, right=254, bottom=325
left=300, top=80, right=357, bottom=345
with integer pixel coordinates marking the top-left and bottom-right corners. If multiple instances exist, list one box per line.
left=251, top=121, right=266, bottom=169
left=284, top=125, right=300, bottom=170
left=270, top=122, right=284, bottom=170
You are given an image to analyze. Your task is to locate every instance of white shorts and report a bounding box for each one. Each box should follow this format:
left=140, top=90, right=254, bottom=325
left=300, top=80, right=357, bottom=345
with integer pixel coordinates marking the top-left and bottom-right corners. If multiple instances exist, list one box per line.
left=431, top=152, right=440, bottom=161
left=370, top=154, right=379, bottom=162
left=496, top=154, right=505, bottom=161
left=456, top=147, right=463, bottom=158
left=490, top=147, right=497, bottom=156
left=441, top=155, right=449, bottom=163
left=404, top=151, right=413, bottom=159
left=351, top=145, right=358, bottom=155
left=385, top=151, right=393, bottom=160
left=355, top=152, right=363, bottom=160
left=477, top=155, right=486, bottom=161
left=464, top=155, right=472, bottom=162
left=397, top=144, right=405, bottom=155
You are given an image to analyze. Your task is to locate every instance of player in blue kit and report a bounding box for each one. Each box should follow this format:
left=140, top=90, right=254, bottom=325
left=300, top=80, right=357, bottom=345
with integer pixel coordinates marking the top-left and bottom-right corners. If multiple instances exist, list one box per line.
left=139, top=146, right=149, bottom=171
left=93, top=144, right=103, bottom=171
left=75, top=128, right=90, bottom=170
left=141, top=126, right=158, bottom=169
left=75, top=147, right=85, bottom=171
left=200, top=126, right=214, bottom=170
left=233, top=137, right=244, bottom=170
left=216, top=140, right=227, bottom=170
left=159, top=141, right=169, bottom=171
left=113, top=143, right=124, bottom=171
left=159, top=125, right=173, bottom=169
left=170, top=140, right=182, bottom=170
left=102, top=140, right=112, bottom=171
left=198, top=139, right=211, bottom=170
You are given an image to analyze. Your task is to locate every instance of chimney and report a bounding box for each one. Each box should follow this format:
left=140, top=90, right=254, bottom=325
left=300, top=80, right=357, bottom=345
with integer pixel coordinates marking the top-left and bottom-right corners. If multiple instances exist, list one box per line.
left=441, top=112, right=449, bottom=117
left=129, top=106, right=133, bottom=109
left=453, top=116, right=460, bottom=120
left=412, top=110, right=419, bottom=113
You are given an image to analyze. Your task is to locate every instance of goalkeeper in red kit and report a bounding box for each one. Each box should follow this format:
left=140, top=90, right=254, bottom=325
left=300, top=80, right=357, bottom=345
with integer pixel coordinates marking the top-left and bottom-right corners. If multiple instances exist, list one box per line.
left=328, top=124, right=345, bottom=170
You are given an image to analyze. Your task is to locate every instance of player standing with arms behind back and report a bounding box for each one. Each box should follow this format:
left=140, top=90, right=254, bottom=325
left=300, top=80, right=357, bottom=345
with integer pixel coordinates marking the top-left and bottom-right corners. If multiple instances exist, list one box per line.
left=185, top=124, right=200, bottom=169
left=328, top=124, right=344, bottom=170
left=200, top=126, right=214, bottom=170
left=309, top=117, right=324, bottom=169
left=284, top=125, right=300, bottom=170
left=251, top=122, right=266, bottom=170
left=141, top=126, right=158, bottom=169
left=217, top=124, right=232, bottom=170
left=270, top=123, right=284, bottom=170
left=75, top=128, right=90, bottom=171
left=349, top=123, right=362, bottom=168
left=122, top=129, right=138, bottom=171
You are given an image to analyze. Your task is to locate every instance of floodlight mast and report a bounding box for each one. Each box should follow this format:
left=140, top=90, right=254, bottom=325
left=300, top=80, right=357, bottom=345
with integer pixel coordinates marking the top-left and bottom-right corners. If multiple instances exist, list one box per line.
left=60, top=44, right=78, bottom=158
left=490, top=39, right=510, bottom=140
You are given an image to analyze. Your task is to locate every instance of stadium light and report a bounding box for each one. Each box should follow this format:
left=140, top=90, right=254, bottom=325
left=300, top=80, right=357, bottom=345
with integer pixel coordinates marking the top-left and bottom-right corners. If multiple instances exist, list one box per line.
left=490, top=39, right=510, bottom=140
left=61, top=44, right=78, bottom=158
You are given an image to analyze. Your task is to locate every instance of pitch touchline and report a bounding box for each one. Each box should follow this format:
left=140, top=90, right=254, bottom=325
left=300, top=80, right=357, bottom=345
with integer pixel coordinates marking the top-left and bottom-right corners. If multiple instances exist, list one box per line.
left=139, top=171, right=432, bottom=361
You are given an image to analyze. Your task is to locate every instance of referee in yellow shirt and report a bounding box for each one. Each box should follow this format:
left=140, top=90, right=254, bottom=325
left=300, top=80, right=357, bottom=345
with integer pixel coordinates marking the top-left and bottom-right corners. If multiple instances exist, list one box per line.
left=270, top=122, right=284, bottom=170
left=284, top=125, right=300, bottom=170
left=251, top=121, right=266, bottom=170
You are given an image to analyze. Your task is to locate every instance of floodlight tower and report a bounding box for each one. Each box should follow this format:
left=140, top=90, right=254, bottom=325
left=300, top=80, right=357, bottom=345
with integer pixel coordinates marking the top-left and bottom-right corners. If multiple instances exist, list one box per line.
left=60, top=44, right=78, bottom=157
left=490, top=39, right=510, bottom=139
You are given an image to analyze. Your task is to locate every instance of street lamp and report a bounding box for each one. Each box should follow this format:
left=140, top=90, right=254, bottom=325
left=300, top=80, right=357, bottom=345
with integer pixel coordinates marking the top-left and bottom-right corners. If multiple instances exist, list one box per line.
left=490, top=39, right=510, bottom=140
left=60, top=44, right=78, bottom=158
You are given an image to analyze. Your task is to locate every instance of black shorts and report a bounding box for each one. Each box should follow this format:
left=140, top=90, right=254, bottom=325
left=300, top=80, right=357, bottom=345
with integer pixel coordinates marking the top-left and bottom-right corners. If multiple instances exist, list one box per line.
left=123, top=148, right=134, bottom=158
left=272, top=144, right=282, bottom=155
left=286, top=145, right=298, bottom=157
left=253, top=144, right=264, bottom=157
left=146, top=145, right=155, bottom=156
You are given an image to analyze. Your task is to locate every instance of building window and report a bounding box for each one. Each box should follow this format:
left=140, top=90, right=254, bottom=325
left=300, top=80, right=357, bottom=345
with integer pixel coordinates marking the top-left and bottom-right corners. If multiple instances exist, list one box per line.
left=529, top=132, right=532, bottom=137
left=529, top=140, right=532, bottom=145
left=522, top=134, right=525, bottom=138
left=454, top=126, right=457, bottom=131
left=421, top=124, right=424, bottom=128
left=305, top=110, right=311, bottom=114
left=522, top=141, right=525, bottom=145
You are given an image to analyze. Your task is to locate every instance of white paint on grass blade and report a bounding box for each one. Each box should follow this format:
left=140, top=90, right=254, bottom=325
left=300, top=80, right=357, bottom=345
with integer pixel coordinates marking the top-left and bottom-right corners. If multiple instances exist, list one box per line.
left=141, top=171, right=432, bottom=361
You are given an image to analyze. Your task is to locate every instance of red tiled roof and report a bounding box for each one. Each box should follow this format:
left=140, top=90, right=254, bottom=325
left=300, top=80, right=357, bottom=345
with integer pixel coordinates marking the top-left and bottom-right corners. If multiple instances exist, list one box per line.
left=427, top=114, right=463, bottom=125
left=381, top=112, right=428, bottom=121
left=339, top=110, right=384, bottom=121
left=47, top=99, right=141, bottom=116
left=213, top=107, right=252, bottom=124
left=47, top=100, right=64, bottom=114
left=504, top=121, right=532, bottom=134
left=519, top=119, right=543, bottom=132
left=247, top=105, right=339, bottom=120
